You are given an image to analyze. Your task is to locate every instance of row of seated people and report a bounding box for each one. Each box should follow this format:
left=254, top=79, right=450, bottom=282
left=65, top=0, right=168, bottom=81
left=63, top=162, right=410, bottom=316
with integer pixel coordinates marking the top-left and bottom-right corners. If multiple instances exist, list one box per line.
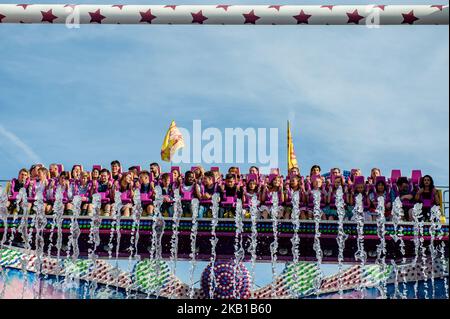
left=5, top=162, right=441, bottom=222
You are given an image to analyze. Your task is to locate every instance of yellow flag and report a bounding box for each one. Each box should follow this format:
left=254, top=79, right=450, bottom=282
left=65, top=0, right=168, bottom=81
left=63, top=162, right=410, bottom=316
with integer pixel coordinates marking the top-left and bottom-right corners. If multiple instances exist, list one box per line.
left=287, top=120, right=298, bottom=171
left=161, top=120, right=185, bottom=162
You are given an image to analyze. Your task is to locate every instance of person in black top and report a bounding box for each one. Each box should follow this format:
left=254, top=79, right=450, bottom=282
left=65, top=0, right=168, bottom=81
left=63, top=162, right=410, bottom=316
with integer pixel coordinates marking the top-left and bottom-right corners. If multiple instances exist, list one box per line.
left=92, top=169, right=113, bottom=216
left=413, top=175, right=440, bottom=221
left=219, top=174, right=243, bottom=218
left=198, top=171, right=217, bottom=218
left=159, top=173, right=173, bottom=217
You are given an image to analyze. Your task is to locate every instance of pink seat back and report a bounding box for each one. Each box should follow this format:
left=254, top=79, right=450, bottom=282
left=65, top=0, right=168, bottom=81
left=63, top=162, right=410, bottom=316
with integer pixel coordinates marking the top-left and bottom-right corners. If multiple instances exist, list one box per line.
left=390, top=169, right=402, bottom=183
left=353, top=176, right=365, bottom=185
left=222, top=196, right=235, bottom=204
left=268, top=174, right=279, bottom=184
left=411, top=170, right=422, bottom=185
left=171, top=166, right=180, bottom=173
left=182, top=190, right=193, bottom=201
left=375, top=176, right=386, bottom=184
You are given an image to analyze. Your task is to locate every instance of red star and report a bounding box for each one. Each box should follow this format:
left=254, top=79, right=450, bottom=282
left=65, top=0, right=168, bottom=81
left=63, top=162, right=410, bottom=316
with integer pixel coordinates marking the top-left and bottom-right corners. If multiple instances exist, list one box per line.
left=402, top=10, right=419, bottom=24
left=164, top=5, right=177, bottom=10
left=374, top=5, right=386, bottom=10
left=89, top=9, right=106, bottom=24
left=16, top=4, right=30, bottom=9
left=0, top=13, right=5, bottom=23
left=431, top=5, right=444, bottom=11
left=243, top=10, right=260, bottom=24
left=346, top=9, right=364, bottom=24
left=41, top=9, right=58, bottom=23
left=268, top=5, right=282, bottom=11
left=139, top=9, right=156, bottom=24
left=321, top=5, right=334, bottom=11
left=216, top=5, right=231, bottom=11
left=112, top=5, right=124, bottom=10
left=191, top=10, right=208, bottom=24
left=293, top=10, right=312, bottom=24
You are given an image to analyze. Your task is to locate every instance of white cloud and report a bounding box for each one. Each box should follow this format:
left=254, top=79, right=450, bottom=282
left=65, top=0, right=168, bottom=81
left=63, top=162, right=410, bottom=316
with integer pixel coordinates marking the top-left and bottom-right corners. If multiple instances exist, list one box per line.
left=0, top=124, right=42, bottom=165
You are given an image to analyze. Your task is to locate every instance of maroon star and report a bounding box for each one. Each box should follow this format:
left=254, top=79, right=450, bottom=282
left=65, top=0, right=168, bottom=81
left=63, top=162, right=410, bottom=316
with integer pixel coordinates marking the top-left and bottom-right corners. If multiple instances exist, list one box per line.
left=293, top=10, right=312, bottom=24
left=16, top=4, right=30, bottom=9
left=374, top=5, right=386, bottom=10
left=191, top=10, right=208, bottom=24
left=216, top=5, right=231, bottom=11
left=268, top=5, right=282, bottom=11
left=431, top=5, right=444, bottom=11
left=346, top=9, right=364, bottom=24
left=164, top=5, right=177, bottom=10
left=321, top=5, right=334, bottom=11
left=41, top=9, right=58, bottom=23
left=139, top=9, right=156, bottom=24
left=243, top=10, right=260, bottom=24
left=112, top=5, right=124, bottom=10
left=89, top=9, right=106, bottom=23
left=401, top=10, right=419, bottom=24
left=0, top=13, right=5, bottom=23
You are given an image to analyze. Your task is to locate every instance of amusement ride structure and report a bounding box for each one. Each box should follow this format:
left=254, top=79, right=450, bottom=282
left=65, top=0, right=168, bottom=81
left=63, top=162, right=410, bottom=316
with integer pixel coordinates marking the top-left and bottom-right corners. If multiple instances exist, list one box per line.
left=0, top=3, right=449, bottom=299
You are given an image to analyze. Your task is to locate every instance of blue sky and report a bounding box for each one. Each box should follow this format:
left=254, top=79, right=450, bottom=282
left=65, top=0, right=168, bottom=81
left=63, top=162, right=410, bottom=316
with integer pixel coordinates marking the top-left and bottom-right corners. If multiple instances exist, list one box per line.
left=0, top=0, right=449, bottom=185
left=0, top=0, right=448, bottom=292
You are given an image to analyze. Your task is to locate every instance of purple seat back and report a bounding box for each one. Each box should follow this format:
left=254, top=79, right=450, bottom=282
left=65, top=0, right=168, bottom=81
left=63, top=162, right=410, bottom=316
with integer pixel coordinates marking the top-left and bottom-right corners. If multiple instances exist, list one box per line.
left=171, top=166, right=180, bottom=173
left=375, top=176, right=386, bottom=184
left=331, top=174, right=341, bottom=184
left=268, top=174, right=278, bottom=184
left=353, top=176, right=365, bottom=185
left=411, top=170, right=422, bottom=185
left=222, top=196, right=236, bottom=205
left=390, top=169, right=402, bottom=184
left=182, top=190, right=193, bottom=201
left=120, top=191, right=131, bottom=201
